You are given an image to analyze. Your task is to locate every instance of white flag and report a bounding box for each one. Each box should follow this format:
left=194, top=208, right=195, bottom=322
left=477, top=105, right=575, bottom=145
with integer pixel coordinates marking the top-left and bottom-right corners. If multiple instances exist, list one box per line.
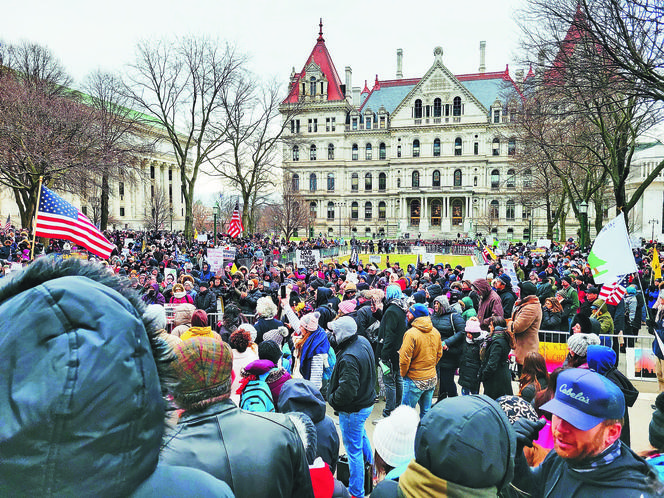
left=588, top=213, right=637, bottom=285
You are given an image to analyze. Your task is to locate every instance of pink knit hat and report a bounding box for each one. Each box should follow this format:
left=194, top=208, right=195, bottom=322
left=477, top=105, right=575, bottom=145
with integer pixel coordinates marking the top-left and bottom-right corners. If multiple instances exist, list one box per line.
left=465, top=318, right=482, bottom=334
left=300, top=311, right=321, bottom=332
left=338, top=300, right=357, bottom=315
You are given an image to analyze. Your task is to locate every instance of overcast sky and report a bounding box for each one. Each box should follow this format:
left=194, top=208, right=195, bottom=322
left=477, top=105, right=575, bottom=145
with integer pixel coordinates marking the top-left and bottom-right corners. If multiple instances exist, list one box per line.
left=4, top=0, right=527, bottom=200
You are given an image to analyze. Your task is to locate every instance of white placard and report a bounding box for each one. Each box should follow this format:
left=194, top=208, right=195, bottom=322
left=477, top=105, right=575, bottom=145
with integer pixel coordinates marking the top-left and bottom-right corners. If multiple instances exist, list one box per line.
left=206, top=248, right=225, bottom=274
left=463, top=265, right=490, bottom=282
left=536, top=239, right=551, bottom=248
left=197, top=234, right=208, bottom=243
left=222, top=246, right=236, bottom=261
left=411, top=246, right=426, bottom=254
left=297, top=249, right=320, bottom=268
left=500, top=259, right=520, bottom=288
left=422, top=253, right=437, bottom=264
left=369, top=255, right=381, bottom=264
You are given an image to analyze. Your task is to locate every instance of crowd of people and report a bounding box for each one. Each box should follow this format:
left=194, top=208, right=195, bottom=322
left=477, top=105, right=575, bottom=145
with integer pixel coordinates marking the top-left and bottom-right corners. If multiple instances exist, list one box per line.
left=2, top=225, right=664, bottom=496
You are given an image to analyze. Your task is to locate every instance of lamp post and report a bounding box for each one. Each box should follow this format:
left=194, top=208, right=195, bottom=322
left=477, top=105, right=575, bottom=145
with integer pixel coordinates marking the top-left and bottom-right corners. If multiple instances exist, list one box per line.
left=579, top=200, right=588, bottom=248
left=213, top=205, right=220, bottom=247
left=649, top=219, right=660, bottom=243
left=334, top=201, right=346, bottom=241
left=169, top=206, right=173, bottom=231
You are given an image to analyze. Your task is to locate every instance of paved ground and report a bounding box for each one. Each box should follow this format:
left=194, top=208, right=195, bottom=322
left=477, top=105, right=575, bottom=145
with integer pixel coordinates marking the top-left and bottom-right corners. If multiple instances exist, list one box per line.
left=327, top=378, right=660, bottom=458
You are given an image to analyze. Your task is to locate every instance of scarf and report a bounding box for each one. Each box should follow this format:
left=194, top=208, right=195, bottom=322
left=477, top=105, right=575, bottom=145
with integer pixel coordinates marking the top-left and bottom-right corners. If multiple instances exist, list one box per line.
left=398, top=460, right=498, bottom=498
left=294, top=329, right=312, bottom=357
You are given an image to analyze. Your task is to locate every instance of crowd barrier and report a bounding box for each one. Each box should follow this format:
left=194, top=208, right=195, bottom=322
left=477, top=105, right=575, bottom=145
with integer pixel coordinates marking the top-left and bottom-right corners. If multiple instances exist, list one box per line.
left=536, top=329, right=658, bottom=382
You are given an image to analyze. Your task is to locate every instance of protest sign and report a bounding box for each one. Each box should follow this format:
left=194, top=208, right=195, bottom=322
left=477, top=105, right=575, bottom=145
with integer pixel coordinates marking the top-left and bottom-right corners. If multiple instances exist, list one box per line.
left=536, top=239, right=551, bottom=248
left=297, top=249, right=320, bottom=268
left=206, top=248, right=225, bottom=274
left=411, top=246, right=426, bottom=255
left=197, top=234, right=208, bottom=243
left=369, top=255, right=381, bottom=264
left=463, top=265, right=489, bottom=282
left=500, top=259, right=519, bottom=289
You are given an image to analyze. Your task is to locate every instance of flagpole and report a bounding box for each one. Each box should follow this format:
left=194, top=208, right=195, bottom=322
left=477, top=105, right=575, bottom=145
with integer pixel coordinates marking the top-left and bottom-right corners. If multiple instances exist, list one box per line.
left=30, top=176, right=44, bottom=261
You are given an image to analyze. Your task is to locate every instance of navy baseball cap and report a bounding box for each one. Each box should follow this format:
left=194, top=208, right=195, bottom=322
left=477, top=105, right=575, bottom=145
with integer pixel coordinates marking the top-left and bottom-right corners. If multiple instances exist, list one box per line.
left=541, top=369, right=625, bottom=431
left=409, top=303, right=429, bottom=319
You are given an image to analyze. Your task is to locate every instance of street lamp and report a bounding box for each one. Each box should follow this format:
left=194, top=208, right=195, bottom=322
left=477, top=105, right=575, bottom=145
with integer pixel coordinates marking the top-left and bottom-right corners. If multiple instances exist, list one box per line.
left=649, top=219, right=660, bottom=243
left=213, top=205, right=220, bottom=247
left=579, top=200, right=588, bottom=248
left=334, top=201, right=346, bottom=241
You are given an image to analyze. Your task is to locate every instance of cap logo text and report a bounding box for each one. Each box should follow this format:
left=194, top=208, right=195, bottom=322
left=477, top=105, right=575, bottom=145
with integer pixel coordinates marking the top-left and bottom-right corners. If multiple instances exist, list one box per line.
left=559, top=384, right=590, bottom=404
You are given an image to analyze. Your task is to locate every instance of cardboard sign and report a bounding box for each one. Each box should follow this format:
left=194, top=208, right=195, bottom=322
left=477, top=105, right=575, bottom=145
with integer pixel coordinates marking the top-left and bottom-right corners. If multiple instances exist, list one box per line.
left=207, top=248, right=225, bottom=274
left=500, top=259, right=520, bottom=289
left=297, top=249, right=320, bottom=268
left=463, top=265, right=489, bottom=282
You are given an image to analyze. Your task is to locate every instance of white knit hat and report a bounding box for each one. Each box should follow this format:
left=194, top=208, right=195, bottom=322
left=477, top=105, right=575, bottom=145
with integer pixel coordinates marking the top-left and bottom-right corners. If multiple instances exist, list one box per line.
left=373, top=405, right=419, bottom=468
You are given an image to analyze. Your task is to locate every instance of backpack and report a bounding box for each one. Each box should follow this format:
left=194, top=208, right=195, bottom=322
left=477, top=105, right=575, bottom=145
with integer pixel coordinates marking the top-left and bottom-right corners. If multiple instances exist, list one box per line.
left=323, top=345, right=336, bottom=381
left=239, top=370, right=275, bottom=412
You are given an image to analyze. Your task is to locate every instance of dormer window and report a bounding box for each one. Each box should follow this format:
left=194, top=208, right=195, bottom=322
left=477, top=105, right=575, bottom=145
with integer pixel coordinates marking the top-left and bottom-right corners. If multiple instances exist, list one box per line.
left=310, top=77, right=317, bottom=96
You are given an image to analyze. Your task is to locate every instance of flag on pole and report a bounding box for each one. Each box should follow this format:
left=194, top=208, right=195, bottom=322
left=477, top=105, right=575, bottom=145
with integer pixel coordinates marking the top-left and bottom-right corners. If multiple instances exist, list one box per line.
left=228, top=203, right=244, bottom=239
left=588, top=213, right=637, bottom=285
left=653, top=248, right=662, bottom=280
left=4, top=214, right=10, bottom=231
left=598, top=276, right=628, bottom=306
left=34, top=185, right=115, bottom=259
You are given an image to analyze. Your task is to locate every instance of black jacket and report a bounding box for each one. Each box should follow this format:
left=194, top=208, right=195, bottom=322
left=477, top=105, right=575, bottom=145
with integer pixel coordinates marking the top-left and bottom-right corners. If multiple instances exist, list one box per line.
left=161, top=399, right=314, bottom=498
left=478, top=329, right=513, bottom=400
left=541, top=308, right=563, bottom=331
left=378, top=299, right=408, bottom=367
left=328, top=335, right=376, bottom=413
left=498, top=287, right=517, bottom=319
left=430, top=309, right=466, bottom=369
left=194, top=288, right=217, bottom=315
left=458, top=340, right=483, bottom=392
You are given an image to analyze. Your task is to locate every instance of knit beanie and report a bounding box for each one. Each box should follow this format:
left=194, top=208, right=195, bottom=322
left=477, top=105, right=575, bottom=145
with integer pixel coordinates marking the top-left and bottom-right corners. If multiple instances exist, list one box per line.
left=409, top=303, right=429, bottom=319
left=519, top=281, right=537, bottom=297
left=373, top=405, right=419, bottom=468
left=498, top=274, right=511, bottom=287
left=238, top=323, right=257, bottom=343
left=567, top=333, right=600, bottom=356
left=191, top=309, right=208, bottom=327
left=300, top=311, right=321, bottom=332
left=338, top=300, right=357, bottom=315
left=263, top=326, right=289, bottom=347
left=259, top=340, right=282, bottom=366
left=650, top=392, right=664, bottom=450
left=413, top=291, right=427, bottom=304
left=465, top=318, right=482, bottom=334
left=171, top=337, right=232, bottom=410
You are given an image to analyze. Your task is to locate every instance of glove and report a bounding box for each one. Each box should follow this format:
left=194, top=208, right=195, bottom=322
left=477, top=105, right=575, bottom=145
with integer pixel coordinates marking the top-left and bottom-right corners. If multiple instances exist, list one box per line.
left=513, top=418, right=546, bottom=450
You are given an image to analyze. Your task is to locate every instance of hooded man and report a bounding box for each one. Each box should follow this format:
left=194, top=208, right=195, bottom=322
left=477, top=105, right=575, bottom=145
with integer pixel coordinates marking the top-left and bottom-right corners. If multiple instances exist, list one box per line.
left=0, top=257, right=232, bottom=497
left=327, top=316, right=376, bottom=498
left=472, top=278, right=504, bottom=326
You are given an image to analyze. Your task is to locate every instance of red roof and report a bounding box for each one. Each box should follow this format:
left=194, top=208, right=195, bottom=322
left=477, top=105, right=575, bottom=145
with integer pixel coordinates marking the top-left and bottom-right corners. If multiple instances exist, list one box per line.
left=545, top=4, right=589, bottom=85
left=282, top=20, right=346, bottom=104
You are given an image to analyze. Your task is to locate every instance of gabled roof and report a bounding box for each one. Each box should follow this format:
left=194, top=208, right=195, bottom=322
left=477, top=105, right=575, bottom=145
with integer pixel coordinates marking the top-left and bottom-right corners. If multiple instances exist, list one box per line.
left=282, top=20, right=345, bottom=104
left=457, top=67, right=521, bottom=110
left=359, top=78, right=420, bottom=113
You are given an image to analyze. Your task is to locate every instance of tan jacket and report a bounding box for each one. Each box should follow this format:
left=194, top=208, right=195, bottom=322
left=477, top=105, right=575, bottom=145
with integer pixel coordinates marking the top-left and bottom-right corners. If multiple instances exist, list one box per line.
left=509, top=295, right=542, bottom=364
left=399, top=316, right=443, bottom=380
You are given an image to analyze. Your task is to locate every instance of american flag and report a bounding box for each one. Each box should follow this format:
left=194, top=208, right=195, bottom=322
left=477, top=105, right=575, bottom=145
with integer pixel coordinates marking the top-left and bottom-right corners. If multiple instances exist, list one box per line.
left=598, top=276, right=628, bottom=306
left=228, top=203, right=243, bottom=239
left=34, top=185, right=115, bottom=259
left=4, top=215, right=9, bottom=231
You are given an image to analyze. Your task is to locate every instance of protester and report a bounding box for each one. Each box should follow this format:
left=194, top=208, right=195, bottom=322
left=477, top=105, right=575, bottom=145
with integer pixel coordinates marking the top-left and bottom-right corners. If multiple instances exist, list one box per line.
left=0, top=258, right=232, bottom=496
left=472, top=278, right=504, bottom=325
left=565, top=332, right=600, bottom=368
left=181, top=309, right=220, bottom=341
left=430, top=295, right=465, bottom=399
left=478, top=316, right=514, bottom=399
left=458, top=317, right=486, bottom=395
left=509, top=281, right=542, bottom=373
left=495, top=273, right=517, bottom=319
left=229, top=328, right=259, bottom=405
left=642, top=392, right=664, bottom=482
left=254, top=295, right=283, bottom=343
left=371, top=406, right=420, bottom=488
left=518, top=351, right=549, bottom=403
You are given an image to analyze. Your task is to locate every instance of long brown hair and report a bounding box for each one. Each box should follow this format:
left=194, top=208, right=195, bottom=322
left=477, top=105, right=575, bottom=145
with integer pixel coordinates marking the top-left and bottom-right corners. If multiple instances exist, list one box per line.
left=544, top=297, right=563, bottom=313
left=519, top=352, right=549, bottom=394
left=534, top=367, right=563, bottom=420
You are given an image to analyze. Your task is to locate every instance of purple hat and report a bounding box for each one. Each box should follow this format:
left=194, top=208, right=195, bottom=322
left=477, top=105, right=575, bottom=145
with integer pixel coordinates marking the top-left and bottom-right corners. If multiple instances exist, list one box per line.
left=540, top=368, right=625, bottom=431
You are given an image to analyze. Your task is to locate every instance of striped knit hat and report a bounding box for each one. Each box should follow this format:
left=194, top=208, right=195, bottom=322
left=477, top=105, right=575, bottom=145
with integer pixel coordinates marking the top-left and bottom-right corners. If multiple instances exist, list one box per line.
left=171, top=337, right=232, bottom=410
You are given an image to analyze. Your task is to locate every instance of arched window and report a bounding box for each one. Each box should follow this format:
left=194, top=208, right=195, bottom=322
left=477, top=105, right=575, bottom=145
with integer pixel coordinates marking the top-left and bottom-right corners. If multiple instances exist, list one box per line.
left=352, top=144, right=358, bottom=161
left=328, top=143, right=334, bottom=160
left=523, top=169, right=532, bottom=188
left=327, top=173, right=335, bottom=191
left=507, top=169, right=516, bottom=188
left=492, top=138, right=500, bottom=156
left=379, top=142, right=386, bottom=160
left=310, top=77, right=317, bottom=96
left=291, top=174, right=299, bottom=192
left=508, top=138, right=516, bottom=156
left=309, top=173, right=317, bottom=192
left=432, top=170, right=441, bottom=187
left=365, top=202, right=372, bottom=220
left=507, top=228, right=514, bottom=238
left=431, top=200, right=442, bottom=226
left=292, top=145, right=299, bottom=161
left=413, top=139, right=420, bottom=157
left=351, top=173, right=358, bottom=191
left=365, top=143, right=372, bottom=160
left=412, top=171, right=420, bottom=188
left=452, top=199, right=463, bottom=226
left=365, top=173, right=372, bottom=191
left=351, top=202, right=358, bottom=219
left=454, top=137, right=462, bottom=156
left=327, top=202, right=335, bottom=220
left=309, top=201, right=317, bottom=218
left=433, top=98, right=442, bottom=117
left=410, top=199, right=421, bottom=226
left=489, top=200, right=499, bottom=219
left=433, top=138, right=441, bottom=157
left=491, top=169, right=500, bottom=189
left=506, top=200, right=515, bottom=220
left=310, top=144, right=317, bottom=160
left=454, top=169, right=462, bottom=187
left=379, top=201, right=386, bottom=220
left=379, top=172, right=387, bottom=191
left=414, top=99, right=423, bottom=118
left=453, top=96, right=462, bottom=116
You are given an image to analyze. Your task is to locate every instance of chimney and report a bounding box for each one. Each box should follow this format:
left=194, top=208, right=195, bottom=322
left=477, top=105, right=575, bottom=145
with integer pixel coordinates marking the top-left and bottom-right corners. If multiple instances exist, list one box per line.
left=396, top=48, right=403, bottom=79
left=479, top=41, right=486, bottom=74
left=352, top=86, right=361, bottom=106
left=345, top=66, right=352, bottom=97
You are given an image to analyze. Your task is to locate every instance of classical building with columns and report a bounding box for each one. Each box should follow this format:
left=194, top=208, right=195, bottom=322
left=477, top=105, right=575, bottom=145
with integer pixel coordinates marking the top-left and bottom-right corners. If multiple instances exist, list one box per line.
left=280, top=22, right=536, bottom=240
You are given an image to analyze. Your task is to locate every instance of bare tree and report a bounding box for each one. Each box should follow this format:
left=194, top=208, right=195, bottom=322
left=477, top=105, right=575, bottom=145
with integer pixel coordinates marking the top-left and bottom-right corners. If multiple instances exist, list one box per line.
left=125, top=36, right=245, bottom=239
left=265, top=177, right=310, bottom=241
left=83, top=70, right=154, bottom=230
left=192, top=200, right=212, bottom=232
left=0, top=42, right=98, bottom=227
left=210, top=77, right=302, bottom=233
left=143, top=186, right=170, bottom=230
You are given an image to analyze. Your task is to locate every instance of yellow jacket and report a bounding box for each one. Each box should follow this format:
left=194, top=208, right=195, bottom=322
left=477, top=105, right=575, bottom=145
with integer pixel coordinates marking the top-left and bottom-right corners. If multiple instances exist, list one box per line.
left=399, top=316, right=442, bottom=380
